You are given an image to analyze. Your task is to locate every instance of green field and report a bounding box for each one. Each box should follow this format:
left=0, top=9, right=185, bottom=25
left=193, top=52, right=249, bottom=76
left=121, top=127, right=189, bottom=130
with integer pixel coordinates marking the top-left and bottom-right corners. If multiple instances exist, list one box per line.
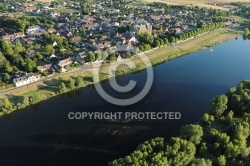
left=51, top=7, right=81, bottom=13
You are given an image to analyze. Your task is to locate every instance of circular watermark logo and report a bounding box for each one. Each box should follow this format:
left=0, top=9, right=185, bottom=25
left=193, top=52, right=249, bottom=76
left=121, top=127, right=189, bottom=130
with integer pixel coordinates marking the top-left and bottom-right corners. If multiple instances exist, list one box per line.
left=92, top=45, right=154, bottom=106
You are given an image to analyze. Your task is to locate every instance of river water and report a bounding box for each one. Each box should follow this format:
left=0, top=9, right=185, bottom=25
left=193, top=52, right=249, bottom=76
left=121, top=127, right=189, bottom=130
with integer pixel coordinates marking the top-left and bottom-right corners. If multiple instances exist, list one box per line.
left=0, top=37, right=250, bottom=166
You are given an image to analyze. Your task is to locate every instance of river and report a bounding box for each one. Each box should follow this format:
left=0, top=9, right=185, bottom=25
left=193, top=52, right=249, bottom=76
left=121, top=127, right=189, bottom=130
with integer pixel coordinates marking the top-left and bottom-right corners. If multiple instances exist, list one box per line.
left=0, top=37, right=250, bottom=166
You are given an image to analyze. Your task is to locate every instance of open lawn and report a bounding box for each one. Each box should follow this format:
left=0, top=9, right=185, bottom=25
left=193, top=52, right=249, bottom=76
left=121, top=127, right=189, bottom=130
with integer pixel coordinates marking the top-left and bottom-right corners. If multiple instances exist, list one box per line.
left=142, top=0, right=250, bottom=11
left=52, top=8, right=81, bottom=13
left=35, top=0, right=53, bottom=2
left=146, top=28, right=240, bottom=64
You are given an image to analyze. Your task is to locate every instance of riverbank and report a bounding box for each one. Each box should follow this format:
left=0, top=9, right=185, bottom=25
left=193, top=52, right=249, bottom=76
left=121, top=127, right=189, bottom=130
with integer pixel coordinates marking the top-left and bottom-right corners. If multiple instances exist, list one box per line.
left=0, top=28, right=241, bottom=115
left=146, top=28, right=240, bottom=65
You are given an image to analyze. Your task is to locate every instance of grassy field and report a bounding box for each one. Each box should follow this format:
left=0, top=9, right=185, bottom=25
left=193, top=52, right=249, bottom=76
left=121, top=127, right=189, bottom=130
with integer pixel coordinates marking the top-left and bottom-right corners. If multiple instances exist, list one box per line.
left=142, top=0, right=250, bottom=11
left=52, top=8, right=81, bottom=13
left=35, top=0, right=53, bottom=2
left=146, top=28, right=240, bottom=65
left=0, top=28, right=241, bottom=112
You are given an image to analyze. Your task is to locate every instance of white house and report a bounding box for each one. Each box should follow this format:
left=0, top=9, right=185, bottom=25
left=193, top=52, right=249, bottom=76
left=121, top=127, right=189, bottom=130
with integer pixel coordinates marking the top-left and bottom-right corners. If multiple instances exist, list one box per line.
left=26, top=26, right=40, bottom=33
left=26, top=25, right=46, bottom=36
left=13, top=73, right=41, bottom=87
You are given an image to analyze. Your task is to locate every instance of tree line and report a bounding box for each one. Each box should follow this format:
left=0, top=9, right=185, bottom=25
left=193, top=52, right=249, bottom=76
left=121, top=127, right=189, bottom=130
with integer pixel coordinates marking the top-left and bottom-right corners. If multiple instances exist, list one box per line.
left=109, top=80, right=250, bottom=166
left=136, top=22, right=225, bottom=52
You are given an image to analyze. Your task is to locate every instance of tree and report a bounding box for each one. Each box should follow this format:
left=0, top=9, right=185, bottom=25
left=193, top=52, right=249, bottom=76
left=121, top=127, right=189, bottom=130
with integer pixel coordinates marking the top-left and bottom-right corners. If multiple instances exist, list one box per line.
left=217, top=155, right=226, bottom=166
left=3, top=98, right=13, bottom=111
left=170, top=36, right=175, bottom=43
left=226, top=110, right=234, bottom=122
left=240, top=147, right=250, bottom=158
left=22, top=96, right=30, bottom=107
left=153, top=40, right=160, bottom=47
left=25, top=58, right=36, bottom=72
left=0, top=52, right=7, bottom=68
left=1, top=41, right=13, bottom=56
left=59, top=82, right=67, bottom=93
left=75, top=76, right=83, bottom=88
left=159, top=39, right=164, bottom=46
left=102, top=51, right=109, bottom=60
left=95, top=53, right=101, bottom=61
left=202, top=113, right=214, bottom=124
left=125, top=52, right=131, bottom=59
left=190, top=158, right=212, bottom=166
left=180, top=124, right=203, bottom=145
left=3, top=73, right=10, bottom=83
left=163, top=38, right=169, bottom=45
left=44, top=45, right=55, bottom=54
left=209, top=95, right=228, bottom=117
left=68, top=78, right=75, bottom=90
left=14, top=41, right=23, bottom=53
left=133, top=47, right=140, bottom=55
left=32, top=92, right=41, bottom=104
left=244, top=28, right=249, bottom=36
left=199, top=142, right=207, bottom=154
left=36, top=52, right=43, bottom=60
left=4, top=61, right=13, bottom=73
left=88, top=53, right=95, bottom=62
left=108, top=53, right=116, bottom=62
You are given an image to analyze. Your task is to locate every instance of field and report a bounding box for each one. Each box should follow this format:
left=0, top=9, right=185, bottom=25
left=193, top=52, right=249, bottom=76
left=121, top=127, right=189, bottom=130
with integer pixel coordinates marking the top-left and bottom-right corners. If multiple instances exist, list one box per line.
left=142, top=0, right=250, bottom=11
left=146, top=29, right=240, bottom=64
left=35, top=0, right=53, bottom=2
left=52, top=8, right=81, bottom=13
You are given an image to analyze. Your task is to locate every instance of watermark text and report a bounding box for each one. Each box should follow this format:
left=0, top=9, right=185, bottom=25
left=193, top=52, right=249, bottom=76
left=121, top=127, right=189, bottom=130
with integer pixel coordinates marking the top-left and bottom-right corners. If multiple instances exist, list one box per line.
left=68, top=112, right=181, bottom=120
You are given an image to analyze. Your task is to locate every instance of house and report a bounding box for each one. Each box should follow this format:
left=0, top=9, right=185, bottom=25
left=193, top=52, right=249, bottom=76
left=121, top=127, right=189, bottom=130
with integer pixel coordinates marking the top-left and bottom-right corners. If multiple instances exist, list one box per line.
left=26, top=50, right=36, bottom=58
left=103, top=41, right=111, bottom=48
left=125, top=35, right=137, bottom=45
left=11, top=37, right=26, bottom=45
left=58, top=58, right=72, bottom=68
left=71, top=36, right=82, bottom=43
left=1, top=34, right=15, bottom=40
left=131, top=21, right=152, bottom=36
left=24, top=37, right=36, bottom=44
left=13, top=73, right=41, bottom=87
left=93, top=50, right=102, bottom=55
left=25, top=6, right=38, bottom=12
left=26, top=25, right=46, bottom=36
left=26, top=26, right=40, bottom=33
left=1, top=32, right=25, bottom=40
left=117, top=37, right=126, bottom=45
left=37, top=64, right=52, bottom=72
left=76, top=52, right=87, bottom=64
left=47, top=28, right=56, bottom=33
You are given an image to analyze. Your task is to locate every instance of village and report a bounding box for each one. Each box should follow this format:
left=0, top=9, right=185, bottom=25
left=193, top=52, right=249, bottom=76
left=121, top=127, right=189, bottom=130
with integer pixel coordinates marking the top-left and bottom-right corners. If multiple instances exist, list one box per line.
left=0, top=0, right=241, bottom=88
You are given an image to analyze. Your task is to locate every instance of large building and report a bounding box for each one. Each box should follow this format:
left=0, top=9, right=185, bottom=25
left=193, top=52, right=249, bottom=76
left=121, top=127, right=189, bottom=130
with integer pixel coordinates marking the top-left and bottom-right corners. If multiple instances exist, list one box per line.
left=13, top=73, right=41, bottom=87
left=130, top=20, right=152, bottom=36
